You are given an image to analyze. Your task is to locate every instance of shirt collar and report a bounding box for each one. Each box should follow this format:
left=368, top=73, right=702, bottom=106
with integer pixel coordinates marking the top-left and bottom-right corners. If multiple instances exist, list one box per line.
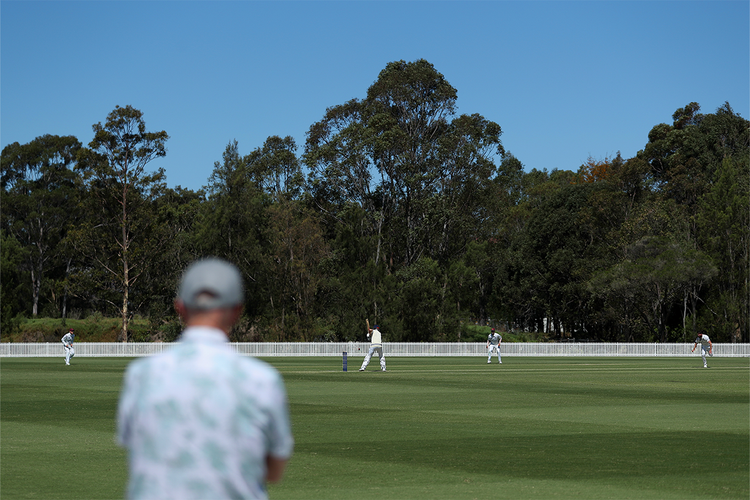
left=179, top=326, right=229, bottom=344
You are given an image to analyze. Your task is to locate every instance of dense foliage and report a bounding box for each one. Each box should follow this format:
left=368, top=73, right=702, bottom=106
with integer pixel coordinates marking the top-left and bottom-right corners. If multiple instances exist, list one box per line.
left=2, top=60, right=748, bottom=343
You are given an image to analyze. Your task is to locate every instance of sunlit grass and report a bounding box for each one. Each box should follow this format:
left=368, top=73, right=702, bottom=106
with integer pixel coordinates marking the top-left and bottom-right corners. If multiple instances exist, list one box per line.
left=2, top=356, right=747, bottom=499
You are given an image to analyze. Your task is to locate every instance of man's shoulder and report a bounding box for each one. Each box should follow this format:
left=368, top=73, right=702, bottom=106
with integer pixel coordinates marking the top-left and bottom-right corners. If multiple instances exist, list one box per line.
left=233, top=357, right=285, bottom=396
left=241, top=355, right=280, bottom=375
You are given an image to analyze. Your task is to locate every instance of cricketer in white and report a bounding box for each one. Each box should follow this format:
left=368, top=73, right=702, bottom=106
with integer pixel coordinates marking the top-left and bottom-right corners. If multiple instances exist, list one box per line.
left=692, top=333, right=713, bottom=368
left=486, top=329, right=502, bottom=364
left=117, top=259, right=294, bottom=500
left=359, top=325, right=386, bottom=371
left=61, top=329, right=75, bottom=365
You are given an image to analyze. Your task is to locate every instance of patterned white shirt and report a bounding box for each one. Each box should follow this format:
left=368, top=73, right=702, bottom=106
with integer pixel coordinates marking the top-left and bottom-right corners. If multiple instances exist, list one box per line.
left=697, top=334, right=711, bottom=348
left=117, top=327, right=294, bottom=500
left=488, top=333, right=502, bottom=346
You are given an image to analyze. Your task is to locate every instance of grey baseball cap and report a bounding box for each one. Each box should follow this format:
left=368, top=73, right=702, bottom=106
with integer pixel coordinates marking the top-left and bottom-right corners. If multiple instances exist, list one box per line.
left=177, top=258, right=244, bottom=310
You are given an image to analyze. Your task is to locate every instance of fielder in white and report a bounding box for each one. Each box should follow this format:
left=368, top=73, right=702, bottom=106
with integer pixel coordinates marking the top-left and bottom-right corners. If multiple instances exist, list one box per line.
left=61, top=328, right=75, bottom=365
left=487, top=328, right=502, bottom=364
left=359, top=325, right=386, bottom=372
left=691, top=332, right=713, bottom=368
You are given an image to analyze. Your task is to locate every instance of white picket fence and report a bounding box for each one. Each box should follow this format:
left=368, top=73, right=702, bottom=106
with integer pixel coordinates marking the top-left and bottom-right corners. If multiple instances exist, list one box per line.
left=1, top=342, right=748, bottom=358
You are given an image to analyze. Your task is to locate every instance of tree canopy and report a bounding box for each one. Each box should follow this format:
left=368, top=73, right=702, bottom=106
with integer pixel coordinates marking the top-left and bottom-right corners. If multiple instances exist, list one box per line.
left=2, top=62, right=748, bottom=344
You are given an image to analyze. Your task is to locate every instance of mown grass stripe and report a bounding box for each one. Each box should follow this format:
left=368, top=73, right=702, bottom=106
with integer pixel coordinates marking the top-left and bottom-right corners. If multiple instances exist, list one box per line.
left=1, top=357, right=747, bottom=499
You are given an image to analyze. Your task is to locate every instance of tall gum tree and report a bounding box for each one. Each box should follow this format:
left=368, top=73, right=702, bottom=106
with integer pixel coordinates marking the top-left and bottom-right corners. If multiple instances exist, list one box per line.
left=305, top=59, right=503, bottom=336
left=364, top=59, right=458, bottom=267
left=76, top=105, right=168, bottom=342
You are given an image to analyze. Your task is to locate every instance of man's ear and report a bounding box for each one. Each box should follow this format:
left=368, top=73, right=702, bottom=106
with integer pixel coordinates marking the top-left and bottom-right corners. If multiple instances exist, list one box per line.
left=229, top=304, right=244, bottom=324
left=175, top=299, right=188, bottom=320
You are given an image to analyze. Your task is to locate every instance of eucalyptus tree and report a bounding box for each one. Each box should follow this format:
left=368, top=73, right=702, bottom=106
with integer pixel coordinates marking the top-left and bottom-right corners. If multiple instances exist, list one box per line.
left=305, top=98, right=385, bottom=269
left=639, top=102, right=749, bottom=226
left=307, top=59, right=503, bottom=268
left=638, top=102, right=749, bottom=341
left=589, top=236, right=716, bottom=342
left=1, top=229, right=27, bottom=334
left=265, top=200, right=329, bottom=340
left=203, top=140, right=256, bottom=256
left=517, top=179, right=607, bottom=337
left=246, top=135, right=304, bottom=202
left=640, top=102, right=706, bottom=208
left=304, top=95, right=389, bottom=332
left=364, top=59, right=458, bottom=267
left=484, top=159, right=537, bottom=329
left=696, top=156, right=750, bottom=342
left=137, top=185, right=205, bottom=335
left=75, top=105, right=168, bottom=342
left=1, top=135, right=82, bottom=316
left=394, top=256, right=442, bottom=341
left=430, top=113, right=504, bottom=260
left=693, top=105, right=750, bottom=342
left=305, top=60, right=503, bottom=338
left=444, top=240, right=486, bottom=336
left=247, top=135, right=326, bottom=338
left=199, top=140, right=268, bottom=318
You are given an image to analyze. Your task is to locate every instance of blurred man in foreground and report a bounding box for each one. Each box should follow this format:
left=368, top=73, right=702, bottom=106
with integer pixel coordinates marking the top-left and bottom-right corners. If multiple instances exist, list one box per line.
left=117, top=258, right=294, bottom=500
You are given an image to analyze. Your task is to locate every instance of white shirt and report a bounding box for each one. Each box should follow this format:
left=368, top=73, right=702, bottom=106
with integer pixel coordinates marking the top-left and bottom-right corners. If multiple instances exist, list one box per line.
left=61, top=333, right=74, bottom=346
left=696, top=334, right=711, bottom=347
left=370, top=328, right=382, bottom=346
left=487, top=333, right=501, bottom=346
left=117, top=326, right=294, bottom=500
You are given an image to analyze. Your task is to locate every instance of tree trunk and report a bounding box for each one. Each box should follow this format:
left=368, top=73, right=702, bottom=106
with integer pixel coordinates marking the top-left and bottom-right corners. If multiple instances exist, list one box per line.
left=31, top=222, right=44, bottom=317
left=121, top=178, right=129, bottom=343
left=121, top=257, right=129, bottom=343
left=682, top=293, right=687, bottom=342
left=31, top=267, right=40, bottom=316
left=62, top=257, right=72, bottom=320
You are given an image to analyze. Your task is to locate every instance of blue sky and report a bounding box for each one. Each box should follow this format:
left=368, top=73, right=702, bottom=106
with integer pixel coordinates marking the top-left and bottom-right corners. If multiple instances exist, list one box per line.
left=2, top=1, right=748, bottom=192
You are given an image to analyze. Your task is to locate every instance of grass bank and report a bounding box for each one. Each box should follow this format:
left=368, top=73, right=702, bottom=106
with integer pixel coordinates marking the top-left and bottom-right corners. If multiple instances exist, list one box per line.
left=1, top=316, right=152, bottom=343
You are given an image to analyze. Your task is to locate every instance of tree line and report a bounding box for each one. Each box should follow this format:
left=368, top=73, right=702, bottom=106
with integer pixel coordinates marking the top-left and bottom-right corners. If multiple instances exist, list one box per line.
left=2, top=60, right=748, bottom=343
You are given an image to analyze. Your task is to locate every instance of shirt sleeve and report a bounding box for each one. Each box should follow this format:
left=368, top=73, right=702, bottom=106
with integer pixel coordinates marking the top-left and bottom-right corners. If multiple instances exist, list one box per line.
left=265, top=372, right=294, bottom=460
left=116, top=362, right=142, bottom=447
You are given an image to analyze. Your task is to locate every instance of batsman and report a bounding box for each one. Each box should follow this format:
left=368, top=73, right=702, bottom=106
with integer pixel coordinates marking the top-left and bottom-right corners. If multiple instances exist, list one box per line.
left=359, top=320, right=386, bottom=372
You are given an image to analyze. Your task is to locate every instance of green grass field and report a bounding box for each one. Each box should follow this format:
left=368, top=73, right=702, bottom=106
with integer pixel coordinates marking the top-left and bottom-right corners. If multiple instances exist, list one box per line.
left=2, top=356, right=748, bottom=499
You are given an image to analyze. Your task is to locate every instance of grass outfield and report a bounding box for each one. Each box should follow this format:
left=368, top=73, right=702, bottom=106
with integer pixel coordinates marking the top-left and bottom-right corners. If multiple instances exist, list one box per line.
left=1, top=356, right=747, bottom=500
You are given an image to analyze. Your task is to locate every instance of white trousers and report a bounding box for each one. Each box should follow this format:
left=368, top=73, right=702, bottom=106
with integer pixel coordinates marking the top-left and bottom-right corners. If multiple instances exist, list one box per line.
left=64, top=346, right=75, bottom=364
left=701, top=346, right=712, bottom=366
left=360, top=345, right=386, bottom=371
left=487, top=345, right=501, bottom=363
